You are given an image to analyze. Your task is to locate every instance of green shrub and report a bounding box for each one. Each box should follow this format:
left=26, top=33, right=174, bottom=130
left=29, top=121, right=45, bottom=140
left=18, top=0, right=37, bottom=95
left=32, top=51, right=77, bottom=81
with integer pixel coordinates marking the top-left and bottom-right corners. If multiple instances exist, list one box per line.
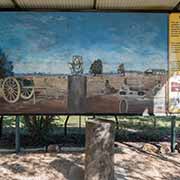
left=24, top=115, right=55, bottom=145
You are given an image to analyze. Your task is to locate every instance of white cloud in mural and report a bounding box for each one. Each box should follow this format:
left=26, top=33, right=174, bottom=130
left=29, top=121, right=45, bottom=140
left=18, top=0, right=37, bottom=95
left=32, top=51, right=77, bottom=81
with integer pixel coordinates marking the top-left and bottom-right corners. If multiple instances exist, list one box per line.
left=14, top=58, right=70, bottom=74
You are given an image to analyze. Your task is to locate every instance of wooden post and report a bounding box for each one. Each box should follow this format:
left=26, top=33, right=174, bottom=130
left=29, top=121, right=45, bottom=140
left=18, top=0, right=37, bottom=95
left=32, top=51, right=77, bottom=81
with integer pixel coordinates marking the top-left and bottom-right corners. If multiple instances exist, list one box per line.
left=171, top=116, right=176, bottom=153
left=85, top=119, right=115, bottom=180
left=68, top=75, right=87, bottom=113
left=15, top=116, right=20, bottom=154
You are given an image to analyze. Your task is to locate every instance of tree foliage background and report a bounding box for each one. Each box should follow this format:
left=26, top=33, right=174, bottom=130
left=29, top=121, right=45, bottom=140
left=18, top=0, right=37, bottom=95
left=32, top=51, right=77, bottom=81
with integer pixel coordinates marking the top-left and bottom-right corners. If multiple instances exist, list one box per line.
left=0, top=48, right=14, bottom=78
left=24, top=115, right=55, bottom=145
left=89, top=59, right=103, bottom=75
left=117, top=64, right=125, bottom=75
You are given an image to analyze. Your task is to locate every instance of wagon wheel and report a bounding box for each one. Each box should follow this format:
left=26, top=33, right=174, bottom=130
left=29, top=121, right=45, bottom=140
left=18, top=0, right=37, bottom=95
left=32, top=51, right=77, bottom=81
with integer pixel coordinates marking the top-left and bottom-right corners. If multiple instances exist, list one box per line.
left=2, top=77, right=21, bottom=103
left=119, top=99, right=128, bottom=113
left=21, top=87, right=34, bottom=100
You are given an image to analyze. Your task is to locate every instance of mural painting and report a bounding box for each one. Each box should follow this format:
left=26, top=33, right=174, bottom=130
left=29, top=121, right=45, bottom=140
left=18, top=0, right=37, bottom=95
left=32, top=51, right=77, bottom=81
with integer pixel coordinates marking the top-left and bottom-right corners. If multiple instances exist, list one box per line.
left=0, top=12, right=168, bottom=115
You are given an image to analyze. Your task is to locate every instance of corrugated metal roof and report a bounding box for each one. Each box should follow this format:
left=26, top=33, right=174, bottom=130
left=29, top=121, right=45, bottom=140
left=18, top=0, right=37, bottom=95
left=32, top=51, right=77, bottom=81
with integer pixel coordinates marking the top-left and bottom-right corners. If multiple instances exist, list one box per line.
left=0, top=0, right=179, bottom=10
left=96, top=0, right=180, bottom=10
left=0, top=0, right=15, bottom=8
left=15, top=0, right=94, bottom=9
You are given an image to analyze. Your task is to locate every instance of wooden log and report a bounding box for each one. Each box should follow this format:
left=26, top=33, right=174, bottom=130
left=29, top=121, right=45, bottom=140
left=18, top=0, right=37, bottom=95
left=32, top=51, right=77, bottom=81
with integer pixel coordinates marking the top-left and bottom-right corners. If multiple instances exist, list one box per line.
left=85, top=119, right=115, bottom=180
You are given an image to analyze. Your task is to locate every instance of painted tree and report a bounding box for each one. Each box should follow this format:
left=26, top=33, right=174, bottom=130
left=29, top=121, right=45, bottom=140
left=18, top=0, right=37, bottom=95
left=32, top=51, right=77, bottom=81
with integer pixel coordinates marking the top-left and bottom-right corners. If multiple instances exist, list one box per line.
left=89, top=59, right=103, bottom=75
left=117, top=63, right=125, bottom=75
left=0, top=50, right=15, bottom=139
left=0, top=48, right=14, bottom=78
left=24, top=115, right=55, bottom=145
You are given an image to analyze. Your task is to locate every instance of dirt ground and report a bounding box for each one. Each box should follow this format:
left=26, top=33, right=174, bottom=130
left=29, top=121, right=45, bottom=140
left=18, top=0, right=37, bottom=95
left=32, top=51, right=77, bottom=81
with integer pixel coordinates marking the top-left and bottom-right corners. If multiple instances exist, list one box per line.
left=0, top=98, right=68, bottom=114
left=0, top=143, right=179, bottom=180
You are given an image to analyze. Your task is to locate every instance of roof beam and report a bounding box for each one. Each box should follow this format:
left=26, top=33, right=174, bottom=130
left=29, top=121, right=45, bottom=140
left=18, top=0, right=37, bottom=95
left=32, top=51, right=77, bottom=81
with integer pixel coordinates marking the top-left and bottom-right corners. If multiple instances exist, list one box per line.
left=173, top=1, right=180, bottom=10
left=93, top=0, right=97, bottom=9
left=11, top=0, right=21, bottom=9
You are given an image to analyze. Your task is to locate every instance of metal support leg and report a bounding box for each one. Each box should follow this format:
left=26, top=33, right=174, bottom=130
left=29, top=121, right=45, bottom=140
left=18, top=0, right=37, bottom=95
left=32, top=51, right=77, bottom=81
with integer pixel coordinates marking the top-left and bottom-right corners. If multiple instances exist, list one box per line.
left=64, top=115, right=70, bottom=136
left=171, top=116, right=176, bottom=153
left=114, top=116, right=119, bottom=131
left=0, top=116, right=3, bottom=139
left=153, top=117, right=157, bottom=128
left=79, top=116, right=82, bottom=134
left=15, top=116, right=20, bottom=154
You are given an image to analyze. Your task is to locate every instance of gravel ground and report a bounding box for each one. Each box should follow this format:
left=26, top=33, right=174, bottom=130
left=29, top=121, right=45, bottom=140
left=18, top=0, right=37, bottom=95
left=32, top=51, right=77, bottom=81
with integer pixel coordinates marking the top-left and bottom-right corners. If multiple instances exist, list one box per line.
left=0, top=143, right=180, bottom=180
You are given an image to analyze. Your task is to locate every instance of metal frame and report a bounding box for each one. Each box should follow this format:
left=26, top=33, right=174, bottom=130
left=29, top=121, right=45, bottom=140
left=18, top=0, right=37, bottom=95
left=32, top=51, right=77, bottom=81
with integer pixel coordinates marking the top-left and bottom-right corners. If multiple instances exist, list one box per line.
left=171, top=116, right=176, bottom=152
left=15, top=116, right=20, bottom=153
left=0, top=8, right=176, bottom=153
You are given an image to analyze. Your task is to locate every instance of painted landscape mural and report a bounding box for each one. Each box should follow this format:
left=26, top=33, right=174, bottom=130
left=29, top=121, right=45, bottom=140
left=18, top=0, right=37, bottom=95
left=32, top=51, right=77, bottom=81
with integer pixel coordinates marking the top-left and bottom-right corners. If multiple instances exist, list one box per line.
left=0, top=12, right=168, bottom=115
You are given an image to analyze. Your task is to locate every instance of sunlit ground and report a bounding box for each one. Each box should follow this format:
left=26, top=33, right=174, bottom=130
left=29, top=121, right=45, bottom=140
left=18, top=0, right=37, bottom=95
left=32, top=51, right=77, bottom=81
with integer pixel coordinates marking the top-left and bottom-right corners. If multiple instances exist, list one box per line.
left=0, top=116, right=180, bottom=179
left=0, top=143, right=180, bottom=180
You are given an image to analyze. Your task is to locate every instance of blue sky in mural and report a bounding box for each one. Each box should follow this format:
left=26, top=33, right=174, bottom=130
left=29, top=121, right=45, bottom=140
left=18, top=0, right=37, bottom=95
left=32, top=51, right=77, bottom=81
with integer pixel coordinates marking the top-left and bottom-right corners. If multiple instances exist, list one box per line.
left=0, top=12, right=167, bottom=74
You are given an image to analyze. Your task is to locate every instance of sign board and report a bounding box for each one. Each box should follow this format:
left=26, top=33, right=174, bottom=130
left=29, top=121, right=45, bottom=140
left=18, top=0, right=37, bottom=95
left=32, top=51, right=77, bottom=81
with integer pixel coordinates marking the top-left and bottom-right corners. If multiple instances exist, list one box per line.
left=0, top=12, right=168, bottom=115
left=169, top=13, right=180, bottom=113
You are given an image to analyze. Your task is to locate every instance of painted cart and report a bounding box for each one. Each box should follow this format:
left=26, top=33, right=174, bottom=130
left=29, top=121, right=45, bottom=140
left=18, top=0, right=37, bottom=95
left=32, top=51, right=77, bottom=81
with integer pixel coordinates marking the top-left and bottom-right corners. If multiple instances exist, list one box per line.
left=0, top=77, right=34, bottom=103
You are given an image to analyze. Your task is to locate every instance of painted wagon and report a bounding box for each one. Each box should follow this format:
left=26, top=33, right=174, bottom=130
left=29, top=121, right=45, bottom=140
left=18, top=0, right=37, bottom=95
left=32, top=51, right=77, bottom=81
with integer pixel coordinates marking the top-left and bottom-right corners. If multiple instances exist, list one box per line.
left=0, top=77, right=34, bottom=103
left=118, top=85, right=165, bottom=114
left=118, top=88, right=150, bottom=114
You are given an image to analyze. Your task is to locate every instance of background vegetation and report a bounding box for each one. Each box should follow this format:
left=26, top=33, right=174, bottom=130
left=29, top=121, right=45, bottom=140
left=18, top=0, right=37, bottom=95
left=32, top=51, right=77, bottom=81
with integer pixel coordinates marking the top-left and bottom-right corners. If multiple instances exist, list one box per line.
left=0, top=116, right=179, bottom=149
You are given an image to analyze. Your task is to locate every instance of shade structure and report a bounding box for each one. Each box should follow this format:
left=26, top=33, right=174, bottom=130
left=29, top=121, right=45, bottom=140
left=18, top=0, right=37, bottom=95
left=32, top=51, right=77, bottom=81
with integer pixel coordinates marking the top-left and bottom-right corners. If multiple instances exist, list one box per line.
left=0, top=0, right=179, bottom=10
